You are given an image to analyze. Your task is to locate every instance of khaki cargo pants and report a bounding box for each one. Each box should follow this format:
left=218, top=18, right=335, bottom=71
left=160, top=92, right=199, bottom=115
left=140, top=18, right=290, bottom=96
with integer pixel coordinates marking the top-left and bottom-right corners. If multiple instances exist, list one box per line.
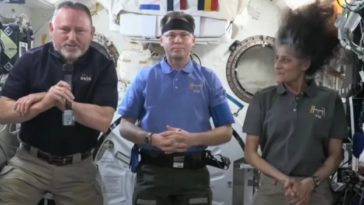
left=133, top=164, right=212, bottom=205
left=0, top=144, right=103, bottom=205
left=250, top=174, right=332, bottom=205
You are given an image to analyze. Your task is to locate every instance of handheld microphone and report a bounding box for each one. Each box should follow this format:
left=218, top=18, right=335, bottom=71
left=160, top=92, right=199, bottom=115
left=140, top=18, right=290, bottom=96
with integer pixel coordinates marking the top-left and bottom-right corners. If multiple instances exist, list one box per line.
left=62, top=64, right=74, bottom=126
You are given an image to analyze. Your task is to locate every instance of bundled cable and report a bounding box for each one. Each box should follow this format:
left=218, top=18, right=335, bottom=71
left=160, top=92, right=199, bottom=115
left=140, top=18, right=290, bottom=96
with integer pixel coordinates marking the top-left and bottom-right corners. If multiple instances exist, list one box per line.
left=333, top=167, right=364, bottom=204
left=336, top=0, right=364, bottom=60
left=190, top=53, right=201, bottom=65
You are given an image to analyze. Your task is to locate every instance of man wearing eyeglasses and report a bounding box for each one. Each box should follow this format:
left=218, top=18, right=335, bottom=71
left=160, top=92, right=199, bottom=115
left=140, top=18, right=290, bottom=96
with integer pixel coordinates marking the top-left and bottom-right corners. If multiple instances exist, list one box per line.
left=118, top=11, right=235, bottom=205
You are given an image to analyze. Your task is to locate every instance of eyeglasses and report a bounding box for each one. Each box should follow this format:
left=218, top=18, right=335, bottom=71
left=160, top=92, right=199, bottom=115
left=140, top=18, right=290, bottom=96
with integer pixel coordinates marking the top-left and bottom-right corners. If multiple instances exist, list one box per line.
left=163, top=33, right=192, bottom=40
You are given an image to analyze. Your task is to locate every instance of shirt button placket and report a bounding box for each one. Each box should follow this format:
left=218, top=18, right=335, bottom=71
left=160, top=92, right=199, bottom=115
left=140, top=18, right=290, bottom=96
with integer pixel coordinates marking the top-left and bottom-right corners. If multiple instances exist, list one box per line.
left=173, top=74, right=179, bottom=92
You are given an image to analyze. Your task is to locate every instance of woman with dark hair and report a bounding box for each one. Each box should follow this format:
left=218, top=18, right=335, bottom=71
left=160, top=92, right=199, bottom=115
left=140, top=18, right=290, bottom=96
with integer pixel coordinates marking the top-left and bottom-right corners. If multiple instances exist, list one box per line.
left=243, top=1, right=348, bottom=205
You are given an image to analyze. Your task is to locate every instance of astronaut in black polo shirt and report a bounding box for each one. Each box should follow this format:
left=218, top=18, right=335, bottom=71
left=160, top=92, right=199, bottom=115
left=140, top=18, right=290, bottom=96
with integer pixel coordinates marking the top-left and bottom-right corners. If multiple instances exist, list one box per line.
left=0, top=1, right=117, bottom=205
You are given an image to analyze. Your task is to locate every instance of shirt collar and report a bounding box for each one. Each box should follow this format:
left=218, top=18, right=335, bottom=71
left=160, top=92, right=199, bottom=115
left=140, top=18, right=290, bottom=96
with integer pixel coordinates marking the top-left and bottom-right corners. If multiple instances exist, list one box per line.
left=48, top=43, right=89, bottom=65
left=276, top=79, right=318, bottom=97
left=160, top=57, right=194, bottom=74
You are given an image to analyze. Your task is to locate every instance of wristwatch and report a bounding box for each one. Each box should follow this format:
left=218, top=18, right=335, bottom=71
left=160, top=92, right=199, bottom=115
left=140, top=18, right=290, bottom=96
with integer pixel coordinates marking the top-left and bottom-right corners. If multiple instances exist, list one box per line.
left=145, top=132, right=153, bottom=145
left=311, top=176, right=320, bottom=189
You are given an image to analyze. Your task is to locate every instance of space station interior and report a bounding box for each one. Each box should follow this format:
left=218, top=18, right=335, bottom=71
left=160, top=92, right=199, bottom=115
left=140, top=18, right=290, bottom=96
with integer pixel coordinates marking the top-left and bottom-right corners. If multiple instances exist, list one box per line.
left=1, top=0, right=364, bottom=204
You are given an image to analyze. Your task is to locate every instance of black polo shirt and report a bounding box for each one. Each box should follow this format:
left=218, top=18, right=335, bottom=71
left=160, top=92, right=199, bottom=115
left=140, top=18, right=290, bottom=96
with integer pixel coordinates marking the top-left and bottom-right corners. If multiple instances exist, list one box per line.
left=1, top=43, right=118, bottom=156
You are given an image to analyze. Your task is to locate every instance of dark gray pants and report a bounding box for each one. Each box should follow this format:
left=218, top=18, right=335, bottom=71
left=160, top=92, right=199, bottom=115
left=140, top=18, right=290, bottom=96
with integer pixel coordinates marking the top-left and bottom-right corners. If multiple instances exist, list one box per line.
left=250, top=174, right=332, bottom=205
left=133, top=164, right=212, bottom=205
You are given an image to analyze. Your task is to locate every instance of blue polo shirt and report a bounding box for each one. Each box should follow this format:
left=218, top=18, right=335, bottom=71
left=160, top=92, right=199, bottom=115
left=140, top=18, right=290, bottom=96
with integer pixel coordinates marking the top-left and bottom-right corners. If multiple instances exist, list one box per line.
left=118, top=58, right=234, bottom=152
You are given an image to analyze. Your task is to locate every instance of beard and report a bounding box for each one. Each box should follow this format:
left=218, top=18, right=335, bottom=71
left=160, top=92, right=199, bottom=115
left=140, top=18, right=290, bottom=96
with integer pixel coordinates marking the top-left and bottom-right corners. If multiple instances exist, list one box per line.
left=53, top=42, right=89, bottom=62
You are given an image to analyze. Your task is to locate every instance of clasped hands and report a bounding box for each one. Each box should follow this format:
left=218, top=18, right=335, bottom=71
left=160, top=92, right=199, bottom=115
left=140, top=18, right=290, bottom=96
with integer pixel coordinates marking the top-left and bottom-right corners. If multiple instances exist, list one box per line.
left=14, top=81, right=74, bottom=116
left=153, top=125, right=195, bottom=154
left=283, top=177, right=315, bottom=205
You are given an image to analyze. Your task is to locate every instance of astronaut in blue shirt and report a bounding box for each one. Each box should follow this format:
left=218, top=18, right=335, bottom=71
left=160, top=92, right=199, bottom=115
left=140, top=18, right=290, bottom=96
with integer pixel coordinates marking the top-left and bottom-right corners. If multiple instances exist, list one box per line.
left=118, top=11, right=234, bottom=205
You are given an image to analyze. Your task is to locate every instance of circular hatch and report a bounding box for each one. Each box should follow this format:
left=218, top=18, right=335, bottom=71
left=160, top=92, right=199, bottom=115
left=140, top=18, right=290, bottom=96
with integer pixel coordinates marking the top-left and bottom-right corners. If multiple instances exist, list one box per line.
left=92, top=32, right=119, bottom=65
left=226, top=35, right=277, bottom=103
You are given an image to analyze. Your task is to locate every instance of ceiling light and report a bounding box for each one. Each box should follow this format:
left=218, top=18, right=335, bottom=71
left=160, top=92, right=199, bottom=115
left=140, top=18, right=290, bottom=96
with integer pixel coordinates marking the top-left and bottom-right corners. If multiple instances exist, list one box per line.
left=285, top=0, right=315, bottom=10
left=39, top=0, right=60, bottom=5
left=39, top=0, right=54, bottom=6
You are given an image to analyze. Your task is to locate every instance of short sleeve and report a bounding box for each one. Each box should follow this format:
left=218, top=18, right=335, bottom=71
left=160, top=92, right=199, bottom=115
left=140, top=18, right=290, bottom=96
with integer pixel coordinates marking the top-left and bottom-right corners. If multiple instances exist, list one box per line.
left=1, top=52, right=31, bottom=100
left=243, top=92, right=263, bottom=136
left=329, top=94, right=348, bottom=139
left=92, top=60, right=118, bottom=109
left=117, top=70, right=145, bottom=120
left=210, top=101, right=235, bottom=127
left=209, top=72, right=227, bottom=107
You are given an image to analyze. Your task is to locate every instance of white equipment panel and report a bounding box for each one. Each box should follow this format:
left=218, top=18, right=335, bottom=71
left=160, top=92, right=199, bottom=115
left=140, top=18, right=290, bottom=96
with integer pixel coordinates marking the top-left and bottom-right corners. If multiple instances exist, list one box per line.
left=117, top=14, right=228, bottom=38
left=95, top=113, right=246, bottom=205
left=108, top=0, right=249, bottom=21
left=0, top=124, right=20, bottom=168
left=114, top=13, right=232, bottom=44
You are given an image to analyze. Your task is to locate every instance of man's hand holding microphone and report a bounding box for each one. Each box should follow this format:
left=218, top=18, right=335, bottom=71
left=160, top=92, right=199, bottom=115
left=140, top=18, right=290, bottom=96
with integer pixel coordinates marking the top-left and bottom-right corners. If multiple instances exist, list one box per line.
left=14, top=81, right=74, bottom=116
left=44, top=81, right=74, bottom=110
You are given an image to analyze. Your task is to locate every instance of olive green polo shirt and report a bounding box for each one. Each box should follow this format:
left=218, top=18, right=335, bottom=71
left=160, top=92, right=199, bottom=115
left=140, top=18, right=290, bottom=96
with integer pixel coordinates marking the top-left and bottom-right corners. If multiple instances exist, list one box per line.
left=243, top=81, right=348, bottom=177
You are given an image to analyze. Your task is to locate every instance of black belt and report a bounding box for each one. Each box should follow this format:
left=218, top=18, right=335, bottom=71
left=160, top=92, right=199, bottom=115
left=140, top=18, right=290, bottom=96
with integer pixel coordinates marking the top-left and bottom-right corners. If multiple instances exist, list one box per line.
left=139, top=149, right=230, bottom=170
left=23, top=143, right=92, bottom=166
